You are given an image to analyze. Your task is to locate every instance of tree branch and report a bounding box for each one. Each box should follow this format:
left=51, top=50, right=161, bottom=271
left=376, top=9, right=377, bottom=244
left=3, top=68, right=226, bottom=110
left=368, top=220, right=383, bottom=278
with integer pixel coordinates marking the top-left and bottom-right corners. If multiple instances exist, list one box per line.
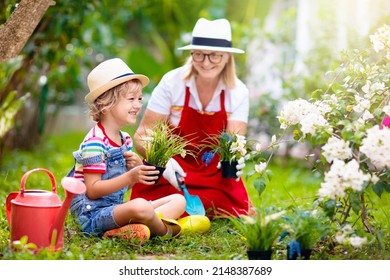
left=0, top=0, right=55, bottom=62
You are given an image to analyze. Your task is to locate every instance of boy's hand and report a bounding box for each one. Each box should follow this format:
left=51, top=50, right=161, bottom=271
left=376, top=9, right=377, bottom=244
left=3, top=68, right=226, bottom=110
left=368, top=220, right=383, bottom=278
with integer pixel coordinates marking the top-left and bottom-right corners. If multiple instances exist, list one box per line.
left=124, top=151, right=143, bottom=170
left=128, top=165, right=160, bottom=185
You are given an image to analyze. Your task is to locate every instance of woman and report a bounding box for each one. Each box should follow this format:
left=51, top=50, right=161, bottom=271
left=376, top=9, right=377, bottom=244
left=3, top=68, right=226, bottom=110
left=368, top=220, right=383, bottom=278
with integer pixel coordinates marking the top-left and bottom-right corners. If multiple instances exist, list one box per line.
left=131, top=18, right=250, bottom=218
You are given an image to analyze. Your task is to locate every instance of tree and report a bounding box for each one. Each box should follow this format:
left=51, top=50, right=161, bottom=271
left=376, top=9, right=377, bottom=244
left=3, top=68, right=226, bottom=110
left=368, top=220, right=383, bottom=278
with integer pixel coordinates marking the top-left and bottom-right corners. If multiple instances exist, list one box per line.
left=0, top=0, right=54, bottom=62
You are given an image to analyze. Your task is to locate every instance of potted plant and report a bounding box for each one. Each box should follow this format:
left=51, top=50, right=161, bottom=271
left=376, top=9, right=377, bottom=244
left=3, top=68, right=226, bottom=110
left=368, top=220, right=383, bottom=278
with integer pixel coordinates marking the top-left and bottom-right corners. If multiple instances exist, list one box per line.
left=201, top=131, right=247, bottom=178
left=284, top=208, right=329, bottom=260
left=139, top=120, right=193, bottom=183
left=229, top=207, right=286, bottom=260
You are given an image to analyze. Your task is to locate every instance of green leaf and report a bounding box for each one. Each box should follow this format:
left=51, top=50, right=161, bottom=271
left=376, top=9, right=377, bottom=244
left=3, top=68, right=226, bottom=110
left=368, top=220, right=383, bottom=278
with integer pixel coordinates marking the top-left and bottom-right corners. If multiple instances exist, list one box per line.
left=349, top=193, right=362, bottom=215
left=253, top=177, right=266, bottom=196
left=372, top=181, right=385, bottom=198
left=323, top=199, right=336, bottom=218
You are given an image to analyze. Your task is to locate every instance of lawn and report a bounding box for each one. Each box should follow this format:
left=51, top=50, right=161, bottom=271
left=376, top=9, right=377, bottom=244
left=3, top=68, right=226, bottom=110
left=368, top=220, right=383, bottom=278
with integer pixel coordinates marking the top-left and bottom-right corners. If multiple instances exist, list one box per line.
left=0, top=130, right=389, bottom=260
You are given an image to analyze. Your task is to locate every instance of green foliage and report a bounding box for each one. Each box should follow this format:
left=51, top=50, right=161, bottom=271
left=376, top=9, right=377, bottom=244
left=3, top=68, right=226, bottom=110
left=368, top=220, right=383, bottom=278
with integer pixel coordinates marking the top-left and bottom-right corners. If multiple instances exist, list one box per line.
left=141, top=120, right=194, bottom=167
left=285, top=207, right=330, bottom=249
left=229, top=207, right=286, bottom=251
left=0, top=91, right=29, bottom=138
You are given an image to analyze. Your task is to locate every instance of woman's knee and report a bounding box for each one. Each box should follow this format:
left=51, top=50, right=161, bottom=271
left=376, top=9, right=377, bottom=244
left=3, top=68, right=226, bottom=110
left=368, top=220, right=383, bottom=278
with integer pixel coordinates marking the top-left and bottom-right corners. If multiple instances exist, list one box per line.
left=171, top=193, right=186, bottom=211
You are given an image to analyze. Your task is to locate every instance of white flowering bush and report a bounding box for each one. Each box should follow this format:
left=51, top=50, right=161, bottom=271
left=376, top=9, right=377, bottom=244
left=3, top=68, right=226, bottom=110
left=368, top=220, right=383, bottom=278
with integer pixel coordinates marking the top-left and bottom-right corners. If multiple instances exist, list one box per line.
left=278, top=24, right=390, bottom=235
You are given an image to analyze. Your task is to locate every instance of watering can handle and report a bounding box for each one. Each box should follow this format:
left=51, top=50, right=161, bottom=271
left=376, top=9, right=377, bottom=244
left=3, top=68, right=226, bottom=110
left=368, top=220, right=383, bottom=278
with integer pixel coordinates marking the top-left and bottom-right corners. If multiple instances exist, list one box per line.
left=20, top=168, right=57, bottom=194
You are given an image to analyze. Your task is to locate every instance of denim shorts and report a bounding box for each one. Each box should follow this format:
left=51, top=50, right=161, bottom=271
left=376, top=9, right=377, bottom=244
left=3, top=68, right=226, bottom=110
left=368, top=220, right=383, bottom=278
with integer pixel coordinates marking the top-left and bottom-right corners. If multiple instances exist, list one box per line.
left=70, top=194, right=120, bottom=236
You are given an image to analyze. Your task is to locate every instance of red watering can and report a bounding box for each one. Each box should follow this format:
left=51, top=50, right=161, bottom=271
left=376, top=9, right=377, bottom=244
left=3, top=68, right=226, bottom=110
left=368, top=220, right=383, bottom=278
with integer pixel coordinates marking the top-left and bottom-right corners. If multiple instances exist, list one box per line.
left=5, top=168, right=86, bottom=251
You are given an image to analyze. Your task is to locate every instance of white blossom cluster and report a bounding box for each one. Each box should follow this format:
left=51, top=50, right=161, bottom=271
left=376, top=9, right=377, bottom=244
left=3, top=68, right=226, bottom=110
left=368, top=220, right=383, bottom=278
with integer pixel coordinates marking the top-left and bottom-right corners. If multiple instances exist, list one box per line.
left=278, top=99, right=329, bottom=135
left=369, top=24, right=390, bottom=60
left=321, top=136, right=352, bottom=163
left=318, top=159, right=370, bottom=200
left=383, top=105, right=390, bottom=116
left=230, top=134, right=247, bottom=158
left=360, top=125, right=390, bottom=169
left=335, top=224, right=367, bottom=248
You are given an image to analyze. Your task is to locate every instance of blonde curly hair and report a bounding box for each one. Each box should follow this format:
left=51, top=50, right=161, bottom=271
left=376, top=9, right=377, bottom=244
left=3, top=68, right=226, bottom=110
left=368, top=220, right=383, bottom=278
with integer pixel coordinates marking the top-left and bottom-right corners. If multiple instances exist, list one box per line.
left=88, top=80, right=143, bottom=122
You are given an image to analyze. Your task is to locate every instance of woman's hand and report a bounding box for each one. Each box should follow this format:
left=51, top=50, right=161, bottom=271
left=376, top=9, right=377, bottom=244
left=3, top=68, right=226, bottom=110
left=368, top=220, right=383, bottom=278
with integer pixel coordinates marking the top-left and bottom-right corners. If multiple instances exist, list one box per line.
left=163, top=158, right=186, bottom=191
left=124, top=151, right=143, bottom=170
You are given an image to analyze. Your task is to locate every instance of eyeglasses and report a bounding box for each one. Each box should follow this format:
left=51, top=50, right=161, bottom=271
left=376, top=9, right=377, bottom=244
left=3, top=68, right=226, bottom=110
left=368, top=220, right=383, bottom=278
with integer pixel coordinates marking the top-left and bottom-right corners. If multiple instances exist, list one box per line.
left=191, top=52, right=224, bottom=64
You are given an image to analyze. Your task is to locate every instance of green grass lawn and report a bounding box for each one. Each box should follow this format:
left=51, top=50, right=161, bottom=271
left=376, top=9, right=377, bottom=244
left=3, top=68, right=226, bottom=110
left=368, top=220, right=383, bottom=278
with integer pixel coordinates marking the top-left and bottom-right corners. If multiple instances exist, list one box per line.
left=0, top=131, right=389, bottom=260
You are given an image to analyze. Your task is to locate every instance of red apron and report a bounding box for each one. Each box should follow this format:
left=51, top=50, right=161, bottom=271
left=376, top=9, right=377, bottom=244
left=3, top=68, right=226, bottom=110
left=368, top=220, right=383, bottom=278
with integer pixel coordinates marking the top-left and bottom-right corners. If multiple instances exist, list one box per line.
left=131, top=87, right=250, bottom=218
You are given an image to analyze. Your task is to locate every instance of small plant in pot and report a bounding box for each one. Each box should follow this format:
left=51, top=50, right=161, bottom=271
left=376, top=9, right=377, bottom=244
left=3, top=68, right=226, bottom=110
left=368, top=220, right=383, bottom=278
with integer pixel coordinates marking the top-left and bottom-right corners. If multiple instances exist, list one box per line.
left=229, top=207, right=286, bottom=260
left=201, top=131, right=247, bottom=178
left=139, top=120, right=194, bottom=183
left=284, top=207, right=329, bottom=260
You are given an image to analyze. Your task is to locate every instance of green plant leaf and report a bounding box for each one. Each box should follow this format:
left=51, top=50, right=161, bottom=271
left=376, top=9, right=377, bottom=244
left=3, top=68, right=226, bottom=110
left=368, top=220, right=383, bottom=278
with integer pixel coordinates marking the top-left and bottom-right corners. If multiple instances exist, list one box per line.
left=323, top=199, right=336, bottom=218
left=349, top=192, right=362, bottom=215
left=253, top=177, right=266, bottom=196
left=372, top=181, right=384, bottom=198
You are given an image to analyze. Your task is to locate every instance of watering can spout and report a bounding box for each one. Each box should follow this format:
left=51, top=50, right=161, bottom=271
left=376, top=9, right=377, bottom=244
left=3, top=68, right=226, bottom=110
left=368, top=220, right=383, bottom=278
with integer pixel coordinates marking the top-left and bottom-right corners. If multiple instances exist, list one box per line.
left=51, top=177, right=86, bottom=243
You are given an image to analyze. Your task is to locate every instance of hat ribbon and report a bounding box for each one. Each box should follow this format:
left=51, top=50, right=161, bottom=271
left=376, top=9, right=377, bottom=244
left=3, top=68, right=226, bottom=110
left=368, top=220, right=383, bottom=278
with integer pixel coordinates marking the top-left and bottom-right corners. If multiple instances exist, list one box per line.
left=112, top=73, right=134, bottom=80
left=192, top=37, right=232, bottom=48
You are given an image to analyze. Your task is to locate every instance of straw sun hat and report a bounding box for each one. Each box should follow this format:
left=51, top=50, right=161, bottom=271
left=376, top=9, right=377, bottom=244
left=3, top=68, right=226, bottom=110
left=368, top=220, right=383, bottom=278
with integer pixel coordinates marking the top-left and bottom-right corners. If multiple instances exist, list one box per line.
left=178, top=18, right=244, bottom=54
left=85, top=58, right=149, bottom=104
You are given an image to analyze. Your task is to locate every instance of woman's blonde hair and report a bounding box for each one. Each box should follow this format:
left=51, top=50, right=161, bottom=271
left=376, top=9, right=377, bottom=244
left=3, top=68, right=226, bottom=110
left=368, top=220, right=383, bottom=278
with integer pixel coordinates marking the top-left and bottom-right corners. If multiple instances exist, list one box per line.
left=182, top=54, right=237, bottom=88
left=89, top=80, right=143, bottom=122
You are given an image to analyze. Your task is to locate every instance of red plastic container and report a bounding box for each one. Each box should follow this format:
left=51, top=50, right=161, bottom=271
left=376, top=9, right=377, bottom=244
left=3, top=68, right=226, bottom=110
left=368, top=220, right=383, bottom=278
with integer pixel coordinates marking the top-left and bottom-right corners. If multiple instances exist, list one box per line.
left=5, top=168, right=86, bottom=251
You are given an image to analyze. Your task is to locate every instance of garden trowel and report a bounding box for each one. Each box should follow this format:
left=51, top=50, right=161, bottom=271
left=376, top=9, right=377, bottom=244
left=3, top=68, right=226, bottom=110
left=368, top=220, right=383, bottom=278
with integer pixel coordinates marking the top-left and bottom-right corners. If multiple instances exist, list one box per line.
left=175, top=172, right=205, bottom=216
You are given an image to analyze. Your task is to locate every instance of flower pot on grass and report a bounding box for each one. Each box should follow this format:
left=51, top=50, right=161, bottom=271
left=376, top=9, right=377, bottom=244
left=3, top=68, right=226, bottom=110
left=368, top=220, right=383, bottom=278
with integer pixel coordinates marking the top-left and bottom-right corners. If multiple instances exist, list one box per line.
left=229, top=207, right=286, bottom=261
left=287, top=243, right=312, bottom=260
left=247, top=249, right=273, bottom=260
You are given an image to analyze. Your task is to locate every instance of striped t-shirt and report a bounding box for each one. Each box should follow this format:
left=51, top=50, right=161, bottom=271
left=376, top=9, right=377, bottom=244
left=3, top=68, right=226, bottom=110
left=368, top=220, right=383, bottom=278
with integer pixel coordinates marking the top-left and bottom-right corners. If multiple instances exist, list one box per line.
left=73, top=122, right=133, bottom=181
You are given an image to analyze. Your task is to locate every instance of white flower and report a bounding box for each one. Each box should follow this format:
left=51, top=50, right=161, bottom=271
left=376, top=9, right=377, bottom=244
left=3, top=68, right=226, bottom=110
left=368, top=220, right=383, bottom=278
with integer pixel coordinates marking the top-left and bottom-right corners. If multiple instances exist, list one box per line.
left=318, top=159, right=370, bottom=199
left=321, top=136, right=352, bottom=163
left=230, top=134, right=247, bottom=157
left=255, top=162, right=267, bottom=174
left=383, top=105, right=390, bottom=116
left=360, top=125, right=390, bottom=169
left=353, top=96, right=370, bottom=113
left=362, top=110, right=374, bottom=121
left=271, top=135, right=277, bottom=145
left=335, top=232, right=346, bottom=244
left=369, top=24, right=390, bottom=59
left=371, top=174, right=380, bottom=184
left=349, top=236, right=367, bottom=248
left=278, top=99, right=315, bottom=128
left=300, top=112, right=328, bottom=136
left=314, top=100, right=332, bottom=115
left=254, top=143, right=262, bottom=152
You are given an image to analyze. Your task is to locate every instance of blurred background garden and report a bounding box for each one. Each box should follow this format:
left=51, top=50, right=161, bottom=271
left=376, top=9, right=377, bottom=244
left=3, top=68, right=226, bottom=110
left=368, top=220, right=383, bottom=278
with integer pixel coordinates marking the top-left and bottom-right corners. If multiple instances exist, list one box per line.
left=1, top=0, right=390, bottom=260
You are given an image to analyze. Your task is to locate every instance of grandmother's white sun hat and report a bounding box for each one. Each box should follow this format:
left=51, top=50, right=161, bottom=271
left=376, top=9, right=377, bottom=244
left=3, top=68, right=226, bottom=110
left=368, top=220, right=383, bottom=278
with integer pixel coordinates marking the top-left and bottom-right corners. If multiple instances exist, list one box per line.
left=178, top=18, right=244, bottom=54
left=85, top=58, right=149, bottom=104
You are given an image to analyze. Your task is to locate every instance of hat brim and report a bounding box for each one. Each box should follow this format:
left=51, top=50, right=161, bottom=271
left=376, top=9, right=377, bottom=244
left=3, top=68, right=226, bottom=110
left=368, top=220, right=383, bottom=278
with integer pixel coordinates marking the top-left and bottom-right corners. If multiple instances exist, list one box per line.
left=178, top=44, right=244, bottom=54
left=85, top=74, right=149, bottom=104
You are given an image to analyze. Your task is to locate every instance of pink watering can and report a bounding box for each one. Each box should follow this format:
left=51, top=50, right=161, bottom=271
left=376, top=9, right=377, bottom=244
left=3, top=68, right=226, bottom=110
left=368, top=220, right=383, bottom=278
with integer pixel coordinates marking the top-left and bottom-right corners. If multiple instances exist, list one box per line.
left=5, top=168, right=86, bottom=251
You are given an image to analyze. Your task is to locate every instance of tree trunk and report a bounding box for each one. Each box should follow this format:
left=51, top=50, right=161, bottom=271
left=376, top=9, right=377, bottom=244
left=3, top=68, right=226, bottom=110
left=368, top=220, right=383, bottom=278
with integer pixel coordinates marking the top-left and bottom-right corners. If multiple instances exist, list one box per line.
left=0, top=0, right=54, bottom=62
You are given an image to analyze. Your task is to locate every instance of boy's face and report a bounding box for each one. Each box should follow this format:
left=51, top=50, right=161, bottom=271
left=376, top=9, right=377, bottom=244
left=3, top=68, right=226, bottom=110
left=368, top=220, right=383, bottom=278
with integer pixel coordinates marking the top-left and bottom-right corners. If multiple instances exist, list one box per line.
left=108, top=89, right=143, bottom=127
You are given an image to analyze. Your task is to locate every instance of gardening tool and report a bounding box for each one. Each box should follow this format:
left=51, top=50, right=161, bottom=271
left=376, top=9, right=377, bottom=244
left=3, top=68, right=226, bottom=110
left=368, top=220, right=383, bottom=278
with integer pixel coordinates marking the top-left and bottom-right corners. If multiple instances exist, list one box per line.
left=5, top=168, right=86, bottom=251
left=175, top=172, right=205, bottom=216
